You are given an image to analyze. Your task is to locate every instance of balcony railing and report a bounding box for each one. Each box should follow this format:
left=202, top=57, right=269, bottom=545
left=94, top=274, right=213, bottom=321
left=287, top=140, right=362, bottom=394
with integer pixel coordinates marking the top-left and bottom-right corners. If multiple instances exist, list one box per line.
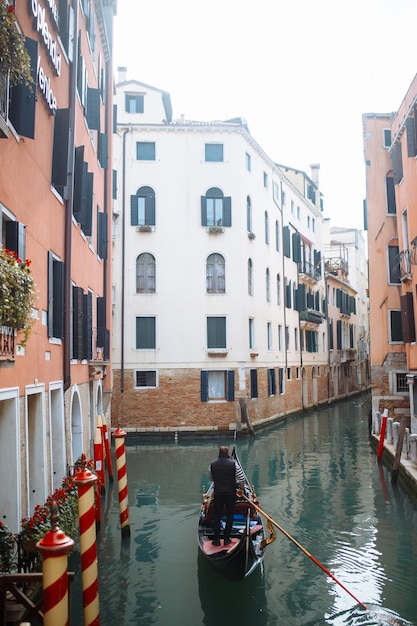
left=0, top=326, right=15, bottom=359
left=298, top=260, right=321, bottom=281
left=299, top=308, right=325, bottom=324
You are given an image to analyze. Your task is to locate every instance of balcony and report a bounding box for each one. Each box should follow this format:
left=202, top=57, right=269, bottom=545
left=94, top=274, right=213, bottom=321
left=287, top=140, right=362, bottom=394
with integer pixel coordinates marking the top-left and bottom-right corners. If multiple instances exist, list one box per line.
left=298, top=260, right=321, bottom=283
left=299, top=308, right=325, bottom=325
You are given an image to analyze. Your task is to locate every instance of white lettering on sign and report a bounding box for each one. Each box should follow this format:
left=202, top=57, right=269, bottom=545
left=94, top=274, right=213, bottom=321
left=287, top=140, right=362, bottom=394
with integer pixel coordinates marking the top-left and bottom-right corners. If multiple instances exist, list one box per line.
left=30, top=0, right=61, bottom=76
left=37, top=56, right=57, bottom=113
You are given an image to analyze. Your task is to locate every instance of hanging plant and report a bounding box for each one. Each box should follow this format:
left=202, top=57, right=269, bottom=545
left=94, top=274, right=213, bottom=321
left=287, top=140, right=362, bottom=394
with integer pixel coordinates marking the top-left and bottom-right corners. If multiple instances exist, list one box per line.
left=0, top=3, right=33, bottom=87
left=0, top=521, right=14, bottom=572
left=0, top=245, right=36, bottom=346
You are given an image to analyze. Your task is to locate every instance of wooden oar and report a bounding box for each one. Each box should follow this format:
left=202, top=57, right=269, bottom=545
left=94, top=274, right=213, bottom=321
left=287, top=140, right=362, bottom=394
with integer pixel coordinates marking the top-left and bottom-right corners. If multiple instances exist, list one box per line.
left=239, top=492, right=368, bottom=611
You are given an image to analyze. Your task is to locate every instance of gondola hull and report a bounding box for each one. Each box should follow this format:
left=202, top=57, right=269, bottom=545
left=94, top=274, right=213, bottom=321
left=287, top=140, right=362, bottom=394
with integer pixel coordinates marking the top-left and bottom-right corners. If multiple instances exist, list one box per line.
left=197, top=448, right=266, bottom=579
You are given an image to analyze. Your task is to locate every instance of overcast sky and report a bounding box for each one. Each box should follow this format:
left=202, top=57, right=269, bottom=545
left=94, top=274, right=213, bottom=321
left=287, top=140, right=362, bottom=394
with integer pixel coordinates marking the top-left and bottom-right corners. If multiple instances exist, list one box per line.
left=113, top=0, right=417, bottom=232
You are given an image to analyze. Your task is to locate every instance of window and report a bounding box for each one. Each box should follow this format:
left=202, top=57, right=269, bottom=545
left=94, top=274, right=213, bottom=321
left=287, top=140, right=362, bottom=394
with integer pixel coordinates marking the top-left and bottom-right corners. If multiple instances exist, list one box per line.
left=136, top=253, right=156, bottom=293
left=48, top=252, right=64, bottom=339
left=383, top=128, right=391, bottom=148
left=291, top=200, right=294, bottom=215
left=263, top=172, right=268, bottom=188
left=248, top=258, right=254, bottom=296
left=386, top=173, right=396, bottom=214
left=294, top=328, right=298, bottom=351
left=278, top=368, right=284, bottom=394
left=264, top=211, right=269, bottom=244
left=267, top=368, right=276, bottom=395
left=201, top=188, right=231, bottom=227
left=267, top=322, right=272, bottom=350
left=387, top=243, right=401, bottom=284
left=125, top=93, right=144, bottom=113
left=250, top=369, right=258, bottom=398
left=207, top=316, right=226, bottom=349
left=277, top=274, right=281, bottom=305
left=278, top=325, right=283, bottom=351
left=136, top=316, right=156, bottom=349
left=396, top=373, right=408, bottom=392
left=247, top=196, right=252, bottom=232
left=389, top=310, right=403, bottom=342
left=246, top=152, right=251, bottom=171
left=287, top=367, right=291, bottom=380
left=249, top=318, right=255, bottom=349
left=206, top=253, right=225, bottom=293
left=266, top=268, right=270, bottom=302
left=130, top=186, right=155, bottom=226
left=275, top=220, right=280, bottom=252
left=135, top=370, right=157, bottom=388
left=205, top=143, right=223, bottom=162
left=200, top=370, right=235, bottom=402
left=136, top=142, right=155, bottom=160
left=285, top=326, right=290, bottom=350
left=273, top=181, right=279, bottom=202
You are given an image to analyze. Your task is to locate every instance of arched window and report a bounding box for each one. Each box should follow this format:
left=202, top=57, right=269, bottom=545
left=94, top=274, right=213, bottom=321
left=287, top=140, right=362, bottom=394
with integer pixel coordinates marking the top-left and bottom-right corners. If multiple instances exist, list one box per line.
left=248, top=258, right=253, bottom=296
left=136, top=253, right=156, bottom=293
left=206, top=253, right=225, bottom=293
left=131, top=186, right=155, bottom=226
left=247, top=196, right=252, bottom=232
left=201, top=187, right=231, bottom=227
left=277, top=273, right=281, bottom=305
left=266, top=267, right=270, bottom=302
left=275, top=220, right=280, bottom=251
left=265, top=211, right=269, bottom=244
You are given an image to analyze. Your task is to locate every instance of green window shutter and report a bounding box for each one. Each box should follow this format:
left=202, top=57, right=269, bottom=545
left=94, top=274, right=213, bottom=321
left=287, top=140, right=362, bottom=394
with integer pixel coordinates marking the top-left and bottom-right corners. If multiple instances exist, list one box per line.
left=201, top=196, right=208, bottom=226
left=130, top=195, right=138, bottom=225
left=72, top=286, right=84, bottom=359
left=82, top=172, right=93, bottom=236
left=98, top=133, right=108, bottom=169
left=113, top=104, right=117, bottom=133
left=283, top=226, right=291, bottom=258
left=52, top=109, right=70, bottom=193
left=292, top=232, right=301, bottom=263
left=8, top=37, right=38, bottom=139
left=250, top=369, right=258, bottom=399
left=52, top=259, right=64, bottom=339
left=83, top=293, right=93, bottom=360
left=200, top=371, right=208, bottom=402
left=98, top=211, right=108, bottom=259
left=97, top=296, right=106, bottom=348
left=112, top=170, right=118, bottom=199
left=223, top=197, right=232, bottom=226
left=86, top=87, right=100, bottom=130
left=226, top=370, right=235, bottom=401
left=406, top=117, right=416, bottom=157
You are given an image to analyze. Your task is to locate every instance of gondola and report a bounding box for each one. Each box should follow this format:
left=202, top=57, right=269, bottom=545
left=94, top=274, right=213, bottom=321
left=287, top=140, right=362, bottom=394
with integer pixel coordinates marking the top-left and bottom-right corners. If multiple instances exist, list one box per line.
left=197, top=447, right=275, bottom=579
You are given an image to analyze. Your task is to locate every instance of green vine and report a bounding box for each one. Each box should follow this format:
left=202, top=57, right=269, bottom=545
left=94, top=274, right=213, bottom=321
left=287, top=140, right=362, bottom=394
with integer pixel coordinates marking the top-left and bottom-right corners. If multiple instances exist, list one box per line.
left=0, top=3, right=33, bottom=87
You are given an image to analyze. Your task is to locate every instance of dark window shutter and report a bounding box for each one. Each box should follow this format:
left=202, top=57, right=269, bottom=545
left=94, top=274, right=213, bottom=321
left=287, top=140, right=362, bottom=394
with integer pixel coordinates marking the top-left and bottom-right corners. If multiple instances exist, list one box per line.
left=98, top=132, right=108, bottom=169
left=226, top=370, right=235, bottom=401
left=82, top=172, right=93, bottom=236
left=83, top=293, right=93, bottom=359
left=52, top=259, right=64, bottom=339
left=113, top=104, right=117, bottom=133
left=74, top=146, right=85, bottom=218
left=392, top=144, right=403, bottom=184
left=406, top=117, right=416, bottom=157
left=329, top=320, right=334, bottom=349
left=72, top=286, right=84, bottom=359
left=97, top=296, right=106, bottom=348
left=8, top=38, right=38, bottom=139
left=388, top=245, right=400, bottom=283
left=279, top=368, right=284, bottom=394
left=223, top=197, right=232, bottom=226
left=112, top=170, right=117, bottom=199
left=144, top=189, right=155, bottom=225
left=98, top=211, right=108, bottom=259
left=336, top=320, right=342, bottom=350
left=58, top=0, right=70, bottom=52
left=400, top=292, right=416, bottom=343
left=86, top=87, right=100, bottom=130
left=349, top=324, right=354, bottom=348
left=51, top=109, right=70, bottom=192
left=283, top=226, right=291, bottom=258
left=386, top=176, right=396, bottom=214
left=201, top=196, right=207, bottom=226
left=250, top=369, right=258, bottom=399
left=130, top=195, right=138, bottom=225
left=336, top=289, right=342, bottom=309
left=292, top=232, right=301, bottom=263
left=314, top=249, right=321, bottom=276
left=6, top=221, right=26, bottom=260
left=200, top=371, right=208, bottom=402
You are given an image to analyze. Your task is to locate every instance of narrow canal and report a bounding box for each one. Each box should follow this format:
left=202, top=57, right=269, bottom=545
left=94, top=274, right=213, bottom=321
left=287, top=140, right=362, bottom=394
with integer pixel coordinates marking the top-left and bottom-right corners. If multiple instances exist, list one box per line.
left=69, top=395, right=417, bottom=625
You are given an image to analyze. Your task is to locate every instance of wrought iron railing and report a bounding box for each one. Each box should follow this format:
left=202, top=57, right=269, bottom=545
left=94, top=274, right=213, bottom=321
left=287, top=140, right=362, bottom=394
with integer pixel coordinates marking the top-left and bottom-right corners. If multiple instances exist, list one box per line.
left=0, top=327, right=15, bottom=359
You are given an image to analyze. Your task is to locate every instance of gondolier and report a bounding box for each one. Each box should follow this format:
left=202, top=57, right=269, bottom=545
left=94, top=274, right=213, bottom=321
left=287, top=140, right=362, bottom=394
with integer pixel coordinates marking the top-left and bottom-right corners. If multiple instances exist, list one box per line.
left=209, top=446, right=245, bottom=546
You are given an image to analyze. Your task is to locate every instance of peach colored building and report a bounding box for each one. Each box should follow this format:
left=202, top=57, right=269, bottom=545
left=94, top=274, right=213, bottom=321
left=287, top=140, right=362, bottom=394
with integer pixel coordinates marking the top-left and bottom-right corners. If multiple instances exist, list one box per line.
left=0, top=0, right=116, bottom=532
left=363, top=73, right=417, bottom=432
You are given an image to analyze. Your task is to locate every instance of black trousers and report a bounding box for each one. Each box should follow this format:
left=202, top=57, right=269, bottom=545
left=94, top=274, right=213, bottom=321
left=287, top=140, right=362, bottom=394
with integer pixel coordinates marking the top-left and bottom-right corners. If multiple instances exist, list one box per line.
left=213, top=492, right=235, bottom=540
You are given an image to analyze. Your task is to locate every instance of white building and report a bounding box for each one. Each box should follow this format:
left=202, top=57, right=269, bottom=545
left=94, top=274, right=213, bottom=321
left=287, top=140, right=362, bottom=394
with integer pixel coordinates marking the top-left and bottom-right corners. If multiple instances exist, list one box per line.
left=111, top=70, right=329, bottom=434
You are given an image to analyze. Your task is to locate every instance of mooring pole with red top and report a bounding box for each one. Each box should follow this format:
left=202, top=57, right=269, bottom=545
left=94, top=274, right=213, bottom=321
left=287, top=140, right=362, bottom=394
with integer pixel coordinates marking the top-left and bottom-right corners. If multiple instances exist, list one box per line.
left=113, top=427, right=130, bottom=539
left=94, top=421, right=105, bottom=494
left=74, top=463, right=100, bottom=626
left=377, top=408, right=389, bottom=460
left=100, top=413, right=113, bottom=482
left=36, top=501, right=74, bottom=626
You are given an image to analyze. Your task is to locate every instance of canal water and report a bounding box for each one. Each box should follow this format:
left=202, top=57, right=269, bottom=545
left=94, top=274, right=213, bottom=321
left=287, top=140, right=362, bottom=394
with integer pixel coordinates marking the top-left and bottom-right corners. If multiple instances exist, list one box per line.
left=69, top=396, right=417, bottom=625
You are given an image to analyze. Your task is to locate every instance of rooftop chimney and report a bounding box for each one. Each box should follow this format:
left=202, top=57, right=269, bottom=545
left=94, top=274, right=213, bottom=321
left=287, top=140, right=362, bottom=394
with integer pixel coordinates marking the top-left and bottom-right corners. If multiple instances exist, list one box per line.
left=310, top=163, right=320, bottom=186
left=117, top=66, right=128, bottom=83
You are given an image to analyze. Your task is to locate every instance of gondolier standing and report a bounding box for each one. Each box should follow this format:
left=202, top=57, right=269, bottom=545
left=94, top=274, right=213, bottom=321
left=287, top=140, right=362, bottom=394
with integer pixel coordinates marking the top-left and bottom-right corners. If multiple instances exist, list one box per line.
left=209, top=446, right=246, bottom=546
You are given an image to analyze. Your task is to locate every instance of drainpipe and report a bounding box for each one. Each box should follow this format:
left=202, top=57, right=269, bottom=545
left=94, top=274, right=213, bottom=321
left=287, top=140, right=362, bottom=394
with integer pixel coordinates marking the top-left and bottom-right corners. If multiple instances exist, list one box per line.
left=120, top=127, right=130, bottom=394
left=64, top=0, right=79, bottom=392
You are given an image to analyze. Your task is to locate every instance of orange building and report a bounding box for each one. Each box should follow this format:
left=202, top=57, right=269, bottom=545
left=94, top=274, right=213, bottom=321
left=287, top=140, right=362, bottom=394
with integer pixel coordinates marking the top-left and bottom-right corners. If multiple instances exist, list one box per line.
left=363, top=73, right=417, bottom=433
left=0, top=0, right=116, bottom=533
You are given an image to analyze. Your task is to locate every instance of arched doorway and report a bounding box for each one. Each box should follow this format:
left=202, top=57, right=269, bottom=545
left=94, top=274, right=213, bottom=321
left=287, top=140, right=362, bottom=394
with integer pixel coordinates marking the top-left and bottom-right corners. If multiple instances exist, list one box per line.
left=71, top=387, right=83, bottom=464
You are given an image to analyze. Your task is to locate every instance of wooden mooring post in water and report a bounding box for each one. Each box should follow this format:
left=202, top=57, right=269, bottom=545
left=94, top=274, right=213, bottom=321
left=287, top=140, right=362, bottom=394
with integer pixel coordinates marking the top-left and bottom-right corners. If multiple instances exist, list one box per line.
left=391, top=418, right=407, bottom=484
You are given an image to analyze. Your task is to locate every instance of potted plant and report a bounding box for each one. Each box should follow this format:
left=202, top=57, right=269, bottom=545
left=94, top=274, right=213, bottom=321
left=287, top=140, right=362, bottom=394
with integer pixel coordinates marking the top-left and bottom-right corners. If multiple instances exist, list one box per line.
left=208, top=225, right=224, bottom=235
left=0, top=3, right=33, bottom=87
left=0, top=520, right=14, bottom=572
left=0, top=245, right=36, bottom=346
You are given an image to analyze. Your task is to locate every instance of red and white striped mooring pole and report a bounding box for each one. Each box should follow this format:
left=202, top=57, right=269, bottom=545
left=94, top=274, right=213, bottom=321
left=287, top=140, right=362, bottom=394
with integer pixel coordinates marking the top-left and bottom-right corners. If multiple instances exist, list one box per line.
left=377, top=408, right=389, bottom=460
left=74, top=464, right=100, bottom=626
left=100, top=413, right=114, bottom=482
left=113, top=427, right=131, bottom=539
left=36, top=501, right=74, bottom=626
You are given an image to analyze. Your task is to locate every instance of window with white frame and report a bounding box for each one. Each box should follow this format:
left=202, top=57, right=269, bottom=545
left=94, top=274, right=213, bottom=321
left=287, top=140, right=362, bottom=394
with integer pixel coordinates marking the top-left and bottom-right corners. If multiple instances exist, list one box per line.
left=201, top=187, right=231, bottom=227
left=205, top=143, right=223, bottom=162
left=136, top=142, right=155, bottom=160
left=249, top=318, right=255, bottom=349
left=136, top=316, right=156, bottom=349
left=246, top=152, right=251, bottom=171
left=135, top=370, right=157, bottom=388
left=136, top=253, right=155, bottom=293
left=130, top=186, right=155, bottom=226
left=267, top=322, right=272, bottom=350
left=207, top=316, right=226, bottom=349
left=125, top=93, right=144, bottom=113
left=206, top=253, right=225, bottom=293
